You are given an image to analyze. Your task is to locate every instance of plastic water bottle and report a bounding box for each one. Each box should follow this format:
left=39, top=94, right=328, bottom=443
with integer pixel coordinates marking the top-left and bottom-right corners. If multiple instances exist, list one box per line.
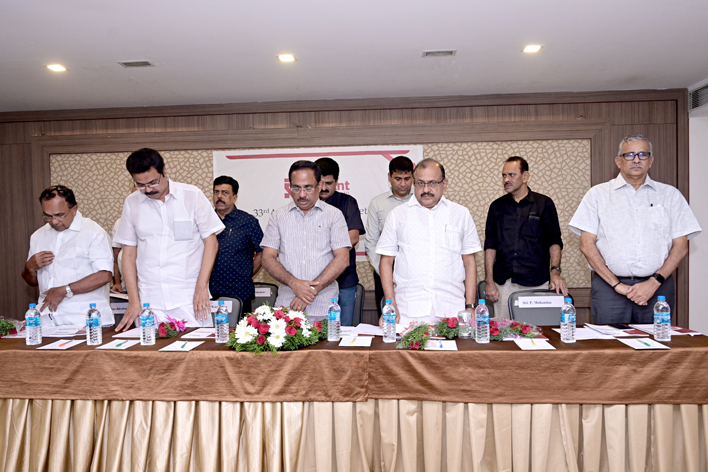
left=25, top=303, right=42, bottom=346
left=327, top=298, right=341, bottom=342
left=475, top=299, right=490, bottom=344
left=653, top=296, right=671, bottom=342
left=382, top=299, right=396, bottom=343
left=560, top=298, right=576, bottom=343
left=86, top=303, right=102, bottom=345
left=215, top=301, right=229, bottom=343
left=140, top=303, right=156, bottom=346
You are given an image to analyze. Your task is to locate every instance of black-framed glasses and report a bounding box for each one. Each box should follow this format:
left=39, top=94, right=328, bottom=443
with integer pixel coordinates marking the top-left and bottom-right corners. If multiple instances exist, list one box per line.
left=620, top=152, right=651, bottom=161
left=413, top=180, right=444, bottom=189
left=290, top=185, right=317, bottom=194
left=42, top=212, right=70, bottom=222
left=135, top=174, right=162, bottom=191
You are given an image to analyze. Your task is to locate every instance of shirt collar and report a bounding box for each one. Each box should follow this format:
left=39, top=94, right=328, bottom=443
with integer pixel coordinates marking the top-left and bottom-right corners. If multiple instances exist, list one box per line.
left=409, top=195, right=449, bottom=210
left=612, top=173, right=656, bottom=191
left=287, top=198, right=325, bottom=214
left=218, top=206, right=238, bottom=221
left=65, top=210, right=83, bottom=232
left=387, top=188, right=413, bottom=202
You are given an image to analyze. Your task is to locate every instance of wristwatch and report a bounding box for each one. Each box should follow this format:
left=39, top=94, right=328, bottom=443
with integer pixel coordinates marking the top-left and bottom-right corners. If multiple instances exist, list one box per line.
left=551, top=266, right=562, bottom=274
left=465, top=304, right=474, bottom=309
left=652, top=273, right=666, bottom=284
left=65, top=285, right=74, bottom=298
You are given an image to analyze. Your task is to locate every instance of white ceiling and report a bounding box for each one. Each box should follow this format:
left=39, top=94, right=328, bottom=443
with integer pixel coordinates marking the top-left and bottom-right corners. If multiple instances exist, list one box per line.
left=1, top=0, right=707, bottom=113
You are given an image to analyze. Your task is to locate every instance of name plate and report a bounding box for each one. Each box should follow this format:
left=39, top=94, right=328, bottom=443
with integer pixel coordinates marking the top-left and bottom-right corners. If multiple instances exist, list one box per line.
left=255, top=287, right=272, bottom=297
left=517, top=296, right=564, bottom=308
left=210, top=300, right=232, bottom=313
left=110, top=301, right=233, bottom=314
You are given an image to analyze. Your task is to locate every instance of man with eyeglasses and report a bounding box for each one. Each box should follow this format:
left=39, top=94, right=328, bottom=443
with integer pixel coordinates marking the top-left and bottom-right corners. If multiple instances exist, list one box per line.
left=261, top=160, right=351, bottom=318
left=314, top=157, right=365, bottom=326
left=484, top=156, right=568, bottom=318
left=376, top=158, right=482, bottom=326
left=570, top=134, right=701, bottom=324
left=22, top=185, right=114, bottom=326
left=113, top=148, right=225, bottom=331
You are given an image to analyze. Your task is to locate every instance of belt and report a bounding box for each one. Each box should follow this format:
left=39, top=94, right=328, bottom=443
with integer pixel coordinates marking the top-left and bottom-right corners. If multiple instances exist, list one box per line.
left=616, top=275, right=651, bottom=281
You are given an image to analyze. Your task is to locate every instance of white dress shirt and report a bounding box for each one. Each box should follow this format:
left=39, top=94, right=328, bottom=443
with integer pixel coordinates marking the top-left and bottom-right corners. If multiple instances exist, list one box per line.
left=365, top=189, right=413, bottom=274
left=260, top=199, right=352, bottom=318
left=27, top=211, right=114, bottom=326
left=376, top=196, right=483, bottom=320
left=114, top=179, right=225, bottom=311
left=111, top=218, right=125, bottom=292
left=569, top=174, right=701, bottom=276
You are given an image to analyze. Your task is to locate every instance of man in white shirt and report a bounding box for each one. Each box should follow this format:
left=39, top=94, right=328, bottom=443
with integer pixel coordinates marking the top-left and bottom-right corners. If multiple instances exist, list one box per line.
left=570, top=134, right=701, bottom=323
left=22, top=185, right=114, bottom=326
left=114, top=148, right=225, bottom=330
left=364, top=155, right=414, bottom=316
left=376, top=158, right=482, bottom=326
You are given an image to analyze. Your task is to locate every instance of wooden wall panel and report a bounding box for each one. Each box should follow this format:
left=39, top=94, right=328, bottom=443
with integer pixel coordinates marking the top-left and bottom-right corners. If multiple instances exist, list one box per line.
left=0, top=89, right=690, bottom=324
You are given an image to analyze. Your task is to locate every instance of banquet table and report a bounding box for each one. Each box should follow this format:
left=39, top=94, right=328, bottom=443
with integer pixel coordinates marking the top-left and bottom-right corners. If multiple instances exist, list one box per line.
left=1, top=327, right=707, bottom=472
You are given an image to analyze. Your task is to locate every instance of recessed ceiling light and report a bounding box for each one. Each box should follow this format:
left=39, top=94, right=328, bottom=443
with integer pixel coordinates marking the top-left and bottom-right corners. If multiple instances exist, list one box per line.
left=47, top=64, right=67, bottom=72
left=422, top=50, right=457, bottom=58
left=278, top=54, right=296, bottom=62
left=118, top=60, right=155, bottom=68
left=523, top=45, right=543, bottom=53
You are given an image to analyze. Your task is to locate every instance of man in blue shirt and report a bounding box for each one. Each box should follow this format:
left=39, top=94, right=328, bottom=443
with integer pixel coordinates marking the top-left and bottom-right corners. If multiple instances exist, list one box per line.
left=315, top=158, right=366, bottom=326
left=210, top=176, right=264, bottom=313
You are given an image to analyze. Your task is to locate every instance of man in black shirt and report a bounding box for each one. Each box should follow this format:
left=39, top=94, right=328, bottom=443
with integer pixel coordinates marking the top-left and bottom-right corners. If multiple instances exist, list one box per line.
left=315, top=158, right=366, bottom=326
left=484, top=156, right=568, bottom=318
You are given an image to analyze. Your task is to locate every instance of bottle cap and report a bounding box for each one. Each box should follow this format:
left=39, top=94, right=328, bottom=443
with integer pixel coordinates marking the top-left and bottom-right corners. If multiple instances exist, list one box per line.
left=332, top=298, right=338, bottom=303
left=143, top=303, right=150, bottom=308
left=479, top=299, right=486, bottom=304
left=89, top=303, right=97, bottom=308
left=29, top=303, right=36, bottom=308
left=218, top=300, right=225, bottom=305
left=385, top=299, right=392, bottom=304
left=564, top=298, right=572, bottom=303
left=657, top=295, right=666, bottom=301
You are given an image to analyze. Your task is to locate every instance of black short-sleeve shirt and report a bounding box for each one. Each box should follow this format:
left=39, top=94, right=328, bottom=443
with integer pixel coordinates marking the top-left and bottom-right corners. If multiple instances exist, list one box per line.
left=484, top=190, right=563, bottom=287
left=324, top=191, right=366, bottom=289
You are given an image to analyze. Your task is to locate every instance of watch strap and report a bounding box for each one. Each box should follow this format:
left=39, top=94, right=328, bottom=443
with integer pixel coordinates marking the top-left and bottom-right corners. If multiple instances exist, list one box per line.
left=652, top=273, right=666, bottom=284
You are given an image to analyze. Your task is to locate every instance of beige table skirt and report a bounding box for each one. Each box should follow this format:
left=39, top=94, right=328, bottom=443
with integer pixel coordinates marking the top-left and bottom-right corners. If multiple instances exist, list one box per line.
left=1, top=399, right=704, bottom=472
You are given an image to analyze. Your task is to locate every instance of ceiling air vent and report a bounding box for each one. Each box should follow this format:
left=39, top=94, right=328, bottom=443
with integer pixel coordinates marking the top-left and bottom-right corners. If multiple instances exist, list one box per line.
left=689, top=84, right=708, bottom=111
left=422, top=50, right=457, bottom=58
left=117, top=60, right=155, bottom=68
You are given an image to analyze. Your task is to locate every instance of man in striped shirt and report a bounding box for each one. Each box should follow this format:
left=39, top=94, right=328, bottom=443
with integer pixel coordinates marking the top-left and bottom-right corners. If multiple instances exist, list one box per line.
left=261, top=160, right=351, bottom=318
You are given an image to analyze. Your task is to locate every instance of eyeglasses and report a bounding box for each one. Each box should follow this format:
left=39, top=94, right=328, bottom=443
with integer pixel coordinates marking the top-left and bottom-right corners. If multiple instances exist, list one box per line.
left=135, top=175, right=162, bottom=191
left=413, top=180, right=444, bottom=189
left=620, top=152, right=651, bottom=161
left=290, top=185, right=317, bottom=194
left=42, top=212, right=70, bottom=222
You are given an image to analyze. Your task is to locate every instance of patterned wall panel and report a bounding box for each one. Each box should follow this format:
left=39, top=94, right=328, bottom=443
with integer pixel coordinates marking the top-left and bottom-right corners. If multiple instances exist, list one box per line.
left=51, top=139, right=590, bottom=293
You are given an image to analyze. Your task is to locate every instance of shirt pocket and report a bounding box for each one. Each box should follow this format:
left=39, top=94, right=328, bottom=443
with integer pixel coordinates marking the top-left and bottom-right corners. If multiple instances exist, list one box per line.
left=444, top=225, right=462, bottom=252
left=646, top=205, right=670, bottom=240
left=174, top=219, right=193, bottom=241
left=522, top=215, right=541, bottom=239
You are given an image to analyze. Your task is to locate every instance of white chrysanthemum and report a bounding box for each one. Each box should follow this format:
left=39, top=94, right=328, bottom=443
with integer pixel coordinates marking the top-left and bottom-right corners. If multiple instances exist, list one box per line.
left=237, top=318, right=249, bottom=329
left=269, top=330, right=285, bottom=348
left=257, top=312, right=275, bottom=322
left=288, top=310, right=305, bottom=319
left=235, top=325, right=257, bottom=344
left=302, top=327, right=311, bottom=338
left=270, top=319, right=286, bottom=332
left=253, top=305, right=273, bottom=316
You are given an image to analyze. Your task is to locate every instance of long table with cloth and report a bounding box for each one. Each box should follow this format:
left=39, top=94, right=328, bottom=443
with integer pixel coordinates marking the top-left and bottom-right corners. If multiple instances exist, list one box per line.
left=0, top=327, right=707, bottom=472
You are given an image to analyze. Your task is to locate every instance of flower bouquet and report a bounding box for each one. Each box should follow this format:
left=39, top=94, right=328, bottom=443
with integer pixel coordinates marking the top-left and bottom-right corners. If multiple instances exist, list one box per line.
left=397, top=323, right=431, bottom=350
left=433, top=317, right=459, bottom=339
left=156, top=317, right=187, bottom=338
left=228, top=304, right=319, bottom=354
left=0, top=319, right=18, bottom=338
left=489, top=318, right=541, bottom=341
left=314, top=318, right=328, bottom=340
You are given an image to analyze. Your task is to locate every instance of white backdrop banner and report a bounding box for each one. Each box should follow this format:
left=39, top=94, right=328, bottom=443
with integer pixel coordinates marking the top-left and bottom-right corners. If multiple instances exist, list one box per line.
left=213, top=145, right=423, bottom=260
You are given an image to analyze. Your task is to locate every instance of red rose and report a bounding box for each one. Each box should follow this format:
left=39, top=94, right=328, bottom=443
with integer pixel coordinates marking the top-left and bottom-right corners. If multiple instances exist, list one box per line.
left=314, top=321, right=322, bottom=333
left=259, top=324, right=270, bottom=334
left=168, top=322, right=176, bottom=331
left=274, top=310, right=285, bottom=320
left=510, top=322, right=520, bottom=329
left=257, top=335, right=266, bottom=345
left=294, top=318, right=302, bottom=327
left=490, top=320, right=498, bottom=328
left=284, top=316, right=291, bottom=323
left=423, top=331, right=429, bottom=337
left=248, top=316, right=260, bottom=329
left=447, top=318, right=458, bottom=328
left=521, top=325, right=531, bottom=334
left=410, top=340, right=421, bottom=350
left=158, top=325, right=168, bottom=337
left=286, top=326, right=297, bottom=336
left=490, top=327, right=500, bottom=336
left=8, top=328, right=16, bottom=335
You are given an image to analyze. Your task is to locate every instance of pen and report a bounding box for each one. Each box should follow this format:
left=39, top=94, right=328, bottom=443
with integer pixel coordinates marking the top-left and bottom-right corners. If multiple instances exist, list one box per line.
left=116, top=341, right=126, bottom=347
left=181, top=341, right=188, bottom=349
left=349, top=338, right=356, bottom=345
left=531, top=340, right=537, bottom=347
left=58, top=340, right=69, bottom=348
left=639, top=340, right=651, bottom=347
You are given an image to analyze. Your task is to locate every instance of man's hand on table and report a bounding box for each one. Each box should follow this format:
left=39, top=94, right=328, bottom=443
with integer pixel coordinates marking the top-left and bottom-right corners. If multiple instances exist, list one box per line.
left=116, top=302, right=141, bottom=331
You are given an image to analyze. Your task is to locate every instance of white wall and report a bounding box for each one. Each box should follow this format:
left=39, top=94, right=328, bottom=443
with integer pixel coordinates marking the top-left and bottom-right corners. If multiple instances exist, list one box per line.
left=689, top=108, right=708, bottom=332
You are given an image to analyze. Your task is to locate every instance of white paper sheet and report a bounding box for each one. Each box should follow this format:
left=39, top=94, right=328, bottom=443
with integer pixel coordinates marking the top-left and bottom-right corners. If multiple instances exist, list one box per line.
left=514, top=338, right=556, bottom=350
left=552, top=327, right=615, bottom=340
left=618, top=338, right=670, bottom=350
left=424, top=340, right=458, bottom=351
left=338, top=336, right=373, bottom=347
left=43, top=326, right=85, bottom=337
left=159, top=341, right=204, bottom=352
left=37, top=339, right=86, bottom=350
left=95, top=339, right=140, bottom=350
left=112, top=327, right=143, bottom=338
left=180, top=328, right=216, bottom=339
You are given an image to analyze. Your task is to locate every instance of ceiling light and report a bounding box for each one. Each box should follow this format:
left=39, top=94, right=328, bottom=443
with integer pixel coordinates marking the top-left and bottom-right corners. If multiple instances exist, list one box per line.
left=523, top=45, right=543, bottom=53
left=118, top=60, right=155, bottom=68
left=278, top=54, right=296, bottom=62
left=47, top=64, right=67, bottom=72
left=422, top=50, right=457, bottom=58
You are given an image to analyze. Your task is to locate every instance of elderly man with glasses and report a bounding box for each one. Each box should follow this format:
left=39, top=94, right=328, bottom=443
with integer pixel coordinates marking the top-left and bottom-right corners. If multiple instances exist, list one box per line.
left=570, top=134, right=701, bottom=324
left=261, top=160, right=351, bottom=318
left=375, top=158, right=483, bottom=327
left=113, top=148, right=225, bottom=331
left=22, top=185, right=114, bottom=326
